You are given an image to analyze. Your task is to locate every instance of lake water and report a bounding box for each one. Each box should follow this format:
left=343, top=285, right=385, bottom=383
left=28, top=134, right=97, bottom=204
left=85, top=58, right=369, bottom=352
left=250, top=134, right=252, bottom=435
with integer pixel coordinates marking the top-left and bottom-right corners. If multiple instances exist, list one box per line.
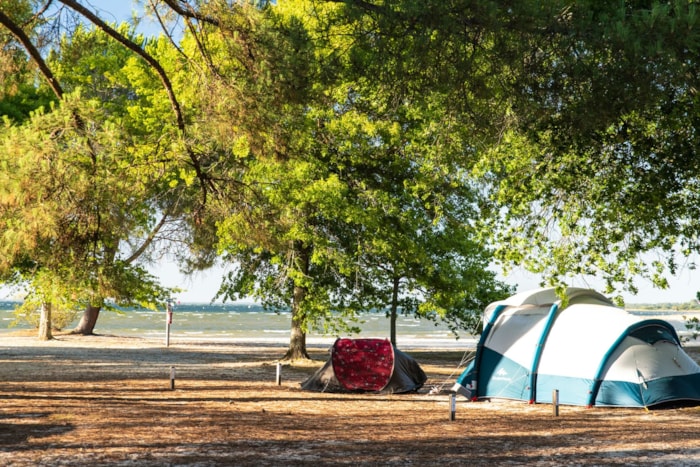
left=0, top=301, right=473, bottom=348
left=2, top=301, right=699, bottom=348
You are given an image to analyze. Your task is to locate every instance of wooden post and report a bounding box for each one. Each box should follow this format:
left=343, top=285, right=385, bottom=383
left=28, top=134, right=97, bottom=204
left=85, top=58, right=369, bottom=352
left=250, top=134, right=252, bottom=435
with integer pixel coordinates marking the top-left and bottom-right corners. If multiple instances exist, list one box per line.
left=276, top=362, right=282, bottom=386
left=165, top=301, right=173, bottom=347
left=552, top=389, right=559, bottom=416
left=449, top=394, right=456, bottom=421
left=170, top=366, right=176, bottom=390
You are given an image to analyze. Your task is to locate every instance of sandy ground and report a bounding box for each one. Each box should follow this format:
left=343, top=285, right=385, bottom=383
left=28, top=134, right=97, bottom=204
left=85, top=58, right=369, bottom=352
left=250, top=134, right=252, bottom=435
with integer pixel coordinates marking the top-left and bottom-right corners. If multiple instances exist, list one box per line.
left=1, top=333, right=700, bottom=466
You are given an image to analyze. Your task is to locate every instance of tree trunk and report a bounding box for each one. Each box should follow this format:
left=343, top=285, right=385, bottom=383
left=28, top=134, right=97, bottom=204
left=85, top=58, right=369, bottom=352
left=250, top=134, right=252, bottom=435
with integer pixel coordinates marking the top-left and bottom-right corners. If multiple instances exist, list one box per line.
left=285, top=298, right=309, bottom=361
left=390, top=276, right=400, bottom=347
left=38, top=302, right=53, bottom=341
left=71, top=304, right=102, bottom=335
left=283, top=242, right=311, bottom=361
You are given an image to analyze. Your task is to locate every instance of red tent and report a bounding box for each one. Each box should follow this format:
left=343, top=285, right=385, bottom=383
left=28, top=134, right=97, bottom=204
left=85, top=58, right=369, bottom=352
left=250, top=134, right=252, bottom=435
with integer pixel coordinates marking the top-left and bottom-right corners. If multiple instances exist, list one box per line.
left=301, top=338, right=427, bottom=393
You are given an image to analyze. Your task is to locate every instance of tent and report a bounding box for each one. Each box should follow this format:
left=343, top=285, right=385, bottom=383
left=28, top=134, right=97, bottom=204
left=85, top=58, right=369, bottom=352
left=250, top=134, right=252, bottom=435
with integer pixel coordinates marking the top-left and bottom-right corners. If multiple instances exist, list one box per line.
left=452, top=287, right=700, bottom=408
left=301, top=338, right=427, bottom=394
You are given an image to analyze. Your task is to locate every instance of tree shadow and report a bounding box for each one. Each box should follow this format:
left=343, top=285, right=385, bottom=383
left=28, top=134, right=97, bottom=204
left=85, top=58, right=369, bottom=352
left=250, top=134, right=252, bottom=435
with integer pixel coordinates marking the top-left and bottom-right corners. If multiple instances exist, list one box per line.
left=0, top=421, right=74, bottom=447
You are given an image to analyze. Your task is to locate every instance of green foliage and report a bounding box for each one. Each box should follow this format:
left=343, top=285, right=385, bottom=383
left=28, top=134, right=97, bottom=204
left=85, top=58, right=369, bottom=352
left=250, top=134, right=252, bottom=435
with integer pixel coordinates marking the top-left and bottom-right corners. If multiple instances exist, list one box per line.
left=206, top=1, right=514, bottom=340
left=12, top=303, right=79, bottom=331
left=682, top=292, right=700, bottom=343
left=2, top=266, right=79, bottom=331
left=11, top=0, right=700, bottom=345
left=0, top=18, right=184, bottom=321
left=684, top=316, right=700, bottom=343
left=0, top=1, right=57, bottom=122
left=457, top=1, right=700, bottom=297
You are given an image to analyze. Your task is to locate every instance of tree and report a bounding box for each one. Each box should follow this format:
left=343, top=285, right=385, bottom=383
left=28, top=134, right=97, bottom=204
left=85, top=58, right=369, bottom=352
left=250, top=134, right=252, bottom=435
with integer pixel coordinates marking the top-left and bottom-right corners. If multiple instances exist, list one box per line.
left=470, top=1, right=700, bottom=300
left=276, top=1, right=517, bottom=343
left=308, top=0, right=700, bottom=302
left=4, top=0, right=592, bottom=349
left=354, top=181, right=513, bottom=344
left=0, top=3, right=198, bottom=335
left=215, top=157, right=370, bottom=360
left=0, top=89, right=177, bottom=338
left=0, top=31, right=55, bottom=122
left=157, top=2, right=367, bottom=360
left=47, top=23, right=188, bottom=334
left=211, top=0, right=514, bottom=355
left=295, top=82, right=513, bottom=345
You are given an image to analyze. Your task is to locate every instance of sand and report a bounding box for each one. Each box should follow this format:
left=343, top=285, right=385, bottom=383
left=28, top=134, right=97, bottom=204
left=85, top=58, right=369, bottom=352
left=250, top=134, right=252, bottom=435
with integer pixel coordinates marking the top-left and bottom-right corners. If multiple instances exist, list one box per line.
left=1, top=333, right=700, bottom=466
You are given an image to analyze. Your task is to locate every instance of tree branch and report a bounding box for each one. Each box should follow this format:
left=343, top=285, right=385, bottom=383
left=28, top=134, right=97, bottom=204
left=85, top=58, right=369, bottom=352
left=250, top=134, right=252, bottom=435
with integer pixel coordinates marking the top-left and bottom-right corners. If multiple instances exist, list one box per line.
left=148, top=0, right=187, bottom=58
left=124, top=207, right=173, bottom=264
left=0, top=10, right=63, bottom=99
left=159, top=0, right=221, bottom=27
left=57, top=0, right=213, bottom=204
left=25, top=0, right=54, bottom=28
left=57, top=0, right=185, bottom=131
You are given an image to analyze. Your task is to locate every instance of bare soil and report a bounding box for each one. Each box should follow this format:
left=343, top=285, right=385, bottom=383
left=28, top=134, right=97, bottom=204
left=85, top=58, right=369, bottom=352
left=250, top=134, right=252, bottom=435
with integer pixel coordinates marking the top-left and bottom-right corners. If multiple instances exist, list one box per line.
left=1, top=334, right=700, bottom=466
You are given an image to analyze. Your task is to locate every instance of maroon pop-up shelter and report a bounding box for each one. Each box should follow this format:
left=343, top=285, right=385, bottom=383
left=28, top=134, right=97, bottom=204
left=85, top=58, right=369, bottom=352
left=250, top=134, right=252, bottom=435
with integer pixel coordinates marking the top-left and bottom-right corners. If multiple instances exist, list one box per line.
left=301, top=338, right=427, bottom=394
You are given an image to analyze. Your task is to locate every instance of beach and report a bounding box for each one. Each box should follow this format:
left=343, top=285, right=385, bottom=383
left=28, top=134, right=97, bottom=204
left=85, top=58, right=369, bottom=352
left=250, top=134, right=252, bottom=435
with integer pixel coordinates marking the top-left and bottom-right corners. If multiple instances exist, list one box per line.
left=1, top=333, right=700, bottom=466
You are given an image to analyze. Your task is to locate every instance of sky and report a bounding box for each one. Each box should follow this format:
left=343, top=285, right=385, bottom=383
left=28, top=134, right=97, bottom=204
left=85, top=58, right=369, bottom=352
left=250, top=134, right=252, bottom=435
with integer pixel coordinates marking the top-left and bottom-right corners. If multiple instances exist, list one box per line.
left=12, top=2, right=695, bottom=305
left=92, top=1, right=161, bottom=27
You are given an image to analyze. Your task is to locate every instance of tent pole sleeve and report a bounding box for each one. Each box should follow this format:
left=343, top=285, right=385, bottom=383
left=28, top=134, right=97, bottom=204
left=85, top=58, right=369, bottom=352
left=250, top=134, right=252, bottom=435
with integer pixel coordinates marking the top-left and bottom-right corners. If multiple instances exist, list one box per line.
left=587, top=331, right=628, bottom=407
left=457, top=304, right=507, bottom=396
left=528, top=303, right=559, bottom=404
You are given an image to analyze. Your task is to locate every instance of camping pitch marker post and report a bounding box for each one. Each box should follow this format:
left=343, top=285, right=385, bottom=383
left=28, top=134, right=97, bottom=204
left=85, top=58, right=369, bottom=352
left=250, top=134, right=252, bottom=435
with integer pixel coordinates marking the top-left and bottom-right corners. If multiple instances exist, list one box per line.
left=276, top=362, right=282, bottom=385
left=449, top=394, right=456, bottom=421
left=553, top=389, right=559, bottom=416
left=165, top=300, right=174, bottom=347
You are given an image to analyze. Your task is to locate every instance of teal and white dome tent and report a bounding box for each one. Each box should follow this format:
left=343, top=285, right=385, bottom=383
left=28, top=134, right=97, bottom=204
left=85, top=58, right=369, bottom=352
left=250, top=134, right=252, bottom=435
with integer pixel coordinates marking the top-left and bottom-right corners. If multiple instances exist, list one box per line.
left=452, top=288, right=700, bottom=408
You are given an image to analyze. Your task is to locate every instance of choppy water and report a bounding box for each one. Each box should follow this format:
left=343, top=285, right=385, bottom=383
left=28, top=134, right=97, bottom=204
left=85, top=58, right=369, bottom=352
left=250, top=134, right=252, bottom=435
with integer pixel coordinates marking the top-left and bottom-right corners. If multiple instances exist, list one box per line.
left=2, top=301, right=700, bottom=348
left=0, top=301, right=473, bottom=348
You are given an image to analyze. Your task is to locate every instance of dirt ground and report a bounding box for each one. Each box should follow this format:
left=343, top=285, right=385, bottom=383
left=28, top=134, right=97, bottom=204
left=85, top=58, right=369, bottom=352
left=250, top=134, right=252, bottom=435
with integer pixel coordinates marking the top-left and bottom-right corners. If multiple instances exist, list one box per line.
left=1, top=334, right=700, bottom=466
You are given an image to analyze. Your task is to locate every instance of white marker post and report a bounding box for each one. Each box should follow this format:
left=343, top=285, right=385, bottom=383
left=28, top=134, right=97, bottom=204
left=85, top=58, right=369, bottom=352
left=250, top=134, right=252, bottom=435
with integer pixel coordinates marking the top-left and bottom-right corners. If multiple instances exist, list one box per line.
left=552, top=389, right=559, bottom=416
left=449, top=394, right=456, bottom=421
left=165, top=301, right=173, bottom=347
left=170, top=366, right=176, bottom=390
left=276, top=362, right=282, bottom=386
